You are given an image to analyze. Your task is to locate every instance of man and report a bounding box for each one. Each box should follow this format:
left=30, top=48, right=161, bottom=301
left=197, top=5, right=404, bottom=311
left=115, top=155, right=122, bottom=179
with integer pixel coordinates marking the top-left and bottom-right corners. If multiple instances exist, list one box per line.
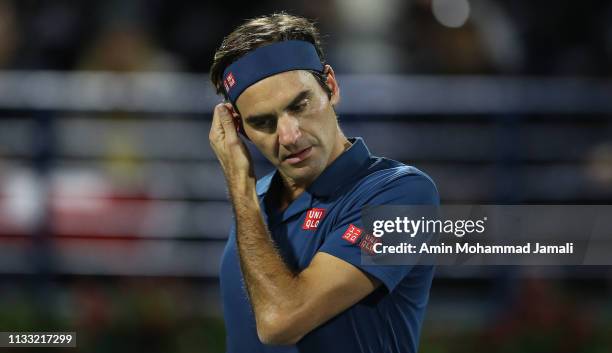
left=209, top=13, right=439, bottom=353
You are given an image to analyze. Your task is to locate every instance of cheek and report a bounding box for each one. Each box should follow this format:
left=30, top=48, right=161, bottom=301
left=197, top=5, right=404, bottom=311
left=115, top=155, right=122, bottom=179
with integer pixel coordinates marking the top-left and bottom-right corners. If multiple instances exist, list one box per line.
left=305, top=99, right=334, bottom=128
left=301, top=105, right=336, bottom=144
left=258, top=139, right=280, bottom=161
left=312, top=94, right=329, bottom=114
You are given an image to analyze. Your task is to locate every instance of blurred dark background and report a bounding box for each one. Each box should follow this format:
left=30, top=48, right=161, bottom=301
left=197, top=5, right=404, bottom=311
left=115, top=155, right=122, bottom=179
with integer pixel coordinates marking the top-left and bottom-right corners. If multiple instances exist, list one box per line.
left=0, top=0, right=611, bottom=352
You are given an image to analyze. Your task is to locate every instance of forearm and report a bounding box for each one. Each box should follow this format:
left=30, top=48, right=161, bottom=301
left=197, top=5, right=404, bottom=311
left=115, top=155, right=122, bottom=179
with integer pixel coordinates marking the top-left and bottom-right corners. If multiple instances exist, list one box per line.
left=209, top=102, right=311, bottom=343
left=229, top=182, right=305, bottom=339
left=227, top=180, right=380, bottom=344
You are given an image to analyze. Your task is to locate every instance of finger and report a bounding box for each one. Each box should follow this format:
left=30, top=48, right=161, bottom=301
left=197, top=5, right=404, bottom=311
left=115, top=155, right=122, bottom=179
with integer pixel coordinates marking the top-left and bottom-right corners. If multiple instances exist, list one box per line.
left=217, top=104, right=240, bottom=140
left=224, top=103, right=244, bottom=135
left=210, top=103, right=227, bottom=141
left=224, top=103, right=240, bottom=118
left=212, top=103, right=232, bottom=127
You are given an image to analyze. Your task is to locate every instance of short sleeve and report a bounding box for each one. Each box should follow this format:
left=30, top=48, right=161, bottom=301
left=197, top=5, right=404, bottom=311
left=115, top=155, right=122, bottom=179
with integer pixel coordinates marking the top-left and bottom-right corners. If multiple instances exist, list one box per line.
left=318, top=172, right=439, bottom=292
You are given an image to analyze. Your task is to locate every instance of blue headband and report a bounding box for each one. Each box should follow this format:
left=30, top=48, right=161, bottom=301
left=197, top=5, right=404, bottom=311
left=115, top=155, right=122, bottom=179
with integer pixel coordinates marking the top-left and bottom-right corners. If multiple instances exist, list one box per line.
left=222, top=40, right=324, bottom=105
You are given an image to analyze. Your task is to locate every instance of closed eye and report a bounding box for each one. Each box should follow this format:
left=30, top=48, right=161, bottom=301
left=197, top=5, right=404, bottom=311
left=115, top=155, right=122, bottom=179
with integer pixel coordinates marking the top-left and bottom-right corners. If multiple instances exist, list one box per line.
left=289, top=99, right=308, bottom=113
left=249, top=117, right=277, bottom=131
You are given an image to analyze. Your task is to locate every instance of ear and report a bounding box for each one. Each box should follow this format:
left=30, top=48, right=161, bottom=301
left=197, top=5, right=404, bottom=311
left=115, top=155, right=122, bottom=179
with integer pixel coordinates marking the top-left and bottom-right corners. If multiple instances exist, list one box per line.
left=323, top=64, right=340, bottom=106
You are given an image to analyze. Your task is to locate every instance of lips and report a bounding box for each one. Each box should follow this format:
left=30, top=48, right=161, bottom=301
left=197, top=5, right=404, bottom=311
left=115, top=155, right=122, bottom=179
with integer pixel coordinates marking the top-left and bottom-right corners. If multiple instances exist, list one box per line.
left=284, top=146, right=313, bottom=165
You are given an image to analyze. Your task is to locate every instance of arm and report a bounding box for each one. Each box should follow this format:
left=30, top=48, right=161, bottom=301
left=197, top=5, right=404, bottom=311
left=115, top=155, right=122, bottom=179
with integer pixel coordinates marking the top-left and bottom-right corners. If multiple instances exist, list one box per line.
left=232, top=188, right=379, bottom=344
left=209, top=103, right=380, bottom=344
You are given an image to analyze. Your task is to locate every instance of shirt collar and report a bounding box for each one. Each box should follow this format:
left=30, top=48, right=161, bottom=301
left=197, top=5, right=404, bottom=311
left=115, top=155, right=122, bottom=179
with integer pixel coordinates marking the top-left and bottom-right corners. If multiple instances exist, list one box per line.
left=256, top=171, right=276, bottom=197
left=307, top=137, right=371, bottom=197
left=256, top=137, right=371, bottom=198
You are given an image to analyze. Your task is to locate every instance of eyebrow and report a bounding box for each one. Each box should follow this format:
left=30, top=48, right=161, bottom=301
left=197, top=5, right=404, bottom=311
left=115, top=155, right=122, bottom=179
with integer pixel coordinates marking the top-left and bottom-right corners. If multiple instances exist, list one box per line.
left=244, top=89, right=312, bottom=124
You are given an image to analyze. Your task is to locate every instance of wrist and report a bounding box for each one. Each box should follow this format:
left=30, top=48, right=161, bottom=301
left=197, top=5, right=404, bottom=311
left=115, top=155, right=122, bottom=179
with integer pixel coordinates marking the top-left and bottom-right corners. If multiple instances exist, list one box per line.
left=228, top=177, right=259, bottom=206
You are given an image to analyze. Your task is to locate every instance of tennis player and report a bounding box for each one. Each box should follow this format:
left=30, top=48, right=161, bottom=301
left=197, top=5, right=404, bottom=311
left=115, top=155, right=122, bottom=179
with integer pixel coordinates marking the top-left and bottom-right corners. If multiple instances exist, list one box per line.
left=209, top=13, right=439, bottom=353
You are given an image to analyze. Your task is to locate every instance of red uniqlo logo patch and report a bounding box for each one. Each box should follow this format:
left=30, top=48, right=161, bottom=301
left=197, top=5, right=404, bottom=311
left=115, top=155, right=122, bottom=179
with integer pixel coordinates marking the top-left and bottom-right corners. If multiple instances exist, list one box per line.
left=342, top=224, right=363, bottom=244
left=302, top=208, right=326, bottom=230
left=224, top=72, right=236, bottom=92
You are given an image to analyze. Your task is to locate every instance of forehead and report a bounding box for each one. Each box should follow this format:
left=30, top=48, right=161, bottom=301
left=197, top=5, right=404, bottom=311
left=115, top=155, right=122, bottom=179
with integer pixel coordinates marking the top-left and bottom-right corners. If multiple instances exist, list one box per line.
left=235, top=70, right=316, bottom=114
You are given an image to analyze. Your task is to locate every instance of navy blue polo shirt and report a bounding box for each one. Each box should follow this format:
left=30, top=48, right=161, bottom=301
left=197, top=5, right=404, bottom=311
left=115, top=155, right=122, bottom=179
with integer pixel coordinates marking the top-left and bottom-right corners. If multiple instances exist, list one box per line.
left=219, top=137, right=439, bottom=353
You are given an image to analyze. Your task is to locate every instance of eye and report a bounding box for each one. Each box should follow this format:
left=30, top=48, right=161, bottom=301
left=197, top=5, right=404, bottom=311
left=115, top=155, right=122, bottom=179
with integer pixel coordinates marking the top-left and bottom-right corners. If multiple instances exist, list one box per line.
left=250, top=118, right=276, bottom=132
left=290, top=99, right=309, bottom=113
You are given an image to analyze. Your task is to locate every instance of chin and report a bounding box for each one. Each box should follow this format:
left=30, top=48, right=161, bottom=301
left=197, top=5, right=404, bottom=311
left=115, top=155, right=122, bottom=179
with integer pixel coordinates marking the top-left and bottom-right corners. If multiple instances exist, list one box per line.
left=282, top=168, right=310, bottom=181
left=286, top=164, right=323, bottom=183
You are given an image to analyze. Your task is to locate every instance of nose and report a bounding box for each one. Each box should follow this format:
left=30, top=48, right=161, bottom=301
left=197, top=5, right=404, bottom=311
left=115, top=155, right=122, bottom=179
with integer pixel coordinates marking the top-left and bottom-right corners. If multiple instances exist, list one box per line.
left=277, top=113, right=301, bottom=146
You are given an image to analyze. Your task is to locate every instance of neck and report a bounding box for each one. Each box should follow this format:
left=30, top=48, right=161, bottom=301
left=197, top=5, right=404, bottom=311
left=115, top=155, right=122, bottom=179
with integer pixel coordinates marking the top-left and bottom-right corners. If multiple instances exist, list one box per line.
left=280, top=177, right=307, bottom=207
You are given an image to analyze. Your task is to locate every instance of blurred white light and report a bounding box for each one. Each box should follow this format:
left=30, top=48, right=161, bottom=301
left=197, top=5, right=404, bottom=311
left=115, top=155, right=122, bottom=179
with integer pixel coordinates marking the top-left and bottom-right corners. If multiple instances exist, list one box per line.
left=432, top=0, right=471, bottom=28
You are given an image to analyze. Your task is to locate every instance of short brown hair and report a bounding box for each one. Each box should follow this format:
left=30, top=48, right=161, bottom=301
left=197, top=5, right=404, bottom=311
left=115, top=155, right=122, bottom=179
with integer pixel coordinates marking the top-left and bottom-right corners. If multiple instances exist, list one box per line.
left=210, top=13, right=327, bottom=97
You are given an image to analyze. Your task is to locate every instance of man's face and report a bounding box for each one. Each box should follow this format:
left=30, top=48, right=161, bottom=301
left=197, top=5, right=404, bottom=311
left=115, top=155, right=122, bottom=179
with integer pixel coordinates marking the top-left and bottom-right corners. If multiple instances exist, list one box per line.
left=235, top=69, right=343, bottom=186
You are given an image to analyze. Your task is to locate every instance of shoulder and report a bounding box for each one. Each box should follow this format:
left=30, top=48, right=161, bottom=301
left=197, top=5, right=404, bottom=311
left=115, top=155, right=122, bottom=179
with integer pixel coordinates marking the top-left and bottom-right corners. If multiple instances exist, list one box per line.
left=349, top=158, right=439, bottom=206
